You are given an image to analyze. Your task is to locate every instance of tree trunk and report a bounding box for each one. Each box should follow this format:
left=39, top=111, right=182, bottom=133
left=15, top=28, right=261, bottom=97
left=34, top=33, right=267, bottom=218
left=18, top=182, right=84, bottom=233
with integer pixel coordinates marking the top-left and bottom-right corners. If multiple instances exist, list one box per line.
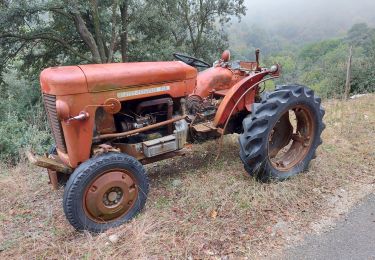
left=107, top=0, right=119, bottom=63
left=71, top=12, right=101, bottom=63
left=344, top=45, right=353, bottom=100
left=90, top=0, right=107, bottom=63
left=120, top=0, right=129, bottom=62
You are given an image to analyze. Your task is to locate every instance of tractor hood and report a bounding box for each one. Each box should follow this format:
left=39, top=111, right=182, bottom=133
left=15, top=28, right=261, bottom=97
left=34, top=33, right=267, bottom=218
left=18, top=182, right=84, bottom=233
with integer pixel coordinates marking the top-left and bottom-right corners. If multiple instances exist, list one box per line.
left=40, top=61, right=197, bottom=95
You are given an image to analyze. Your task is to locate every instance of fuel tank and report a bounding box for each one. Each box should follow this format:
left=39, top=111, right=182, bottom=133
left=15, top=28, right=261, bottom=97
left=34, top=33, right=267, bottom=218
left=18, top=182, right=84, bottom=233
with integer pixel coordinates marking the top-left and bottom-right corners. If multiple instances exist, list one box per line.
left=194, top=67, right=234, bottom=98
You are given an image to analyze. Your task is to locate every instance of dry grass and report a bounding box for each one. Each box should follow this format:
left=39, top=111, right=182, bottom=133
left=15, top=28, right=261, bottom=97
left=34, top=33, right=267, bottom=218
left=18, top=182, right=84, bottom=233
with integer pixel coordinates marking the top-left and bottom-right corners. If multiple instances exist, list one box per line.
left=1, top=95, right=374, bottom=259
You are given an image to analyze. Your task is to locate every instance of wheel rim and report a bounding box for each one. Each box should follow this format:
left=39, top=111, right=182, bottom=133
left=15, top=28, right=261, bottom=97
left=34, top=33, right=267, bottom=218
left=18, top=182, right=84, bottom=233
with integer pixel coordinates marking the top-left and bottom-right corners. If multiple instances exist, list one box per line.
left=268, top=104, right=315, bottom=172
left=83, top=169, right=138, bottom=223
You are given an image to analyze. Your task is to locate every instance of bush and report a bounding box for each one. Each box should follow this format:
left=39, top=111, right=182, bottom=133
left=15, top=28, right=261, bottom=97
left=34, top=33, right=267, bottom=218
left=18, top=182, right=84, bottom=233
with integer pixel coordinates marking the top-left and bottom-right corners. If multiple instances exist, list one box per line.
left=0, top=68, right=52, bottom=164
left=0, top=111, right=52, bottom=164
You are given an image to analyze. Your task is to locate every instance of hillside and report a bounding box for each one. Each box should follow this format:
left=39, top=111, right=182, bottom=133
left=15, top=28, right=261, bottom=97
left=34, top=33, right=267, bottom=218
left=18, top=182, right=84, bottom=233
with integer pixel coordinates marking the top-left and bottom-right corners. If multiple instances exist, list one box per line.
left=0, top=95, right=374, bottom=258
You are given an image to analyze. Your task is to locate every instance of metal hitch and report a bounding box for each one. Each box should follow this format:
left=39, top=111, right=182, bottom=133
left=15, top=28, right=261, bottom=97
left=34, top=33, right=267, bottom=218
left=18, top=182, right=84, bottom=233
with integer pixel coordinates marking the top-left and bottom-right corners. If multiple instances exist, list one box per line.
left=26, top=150, right=73, bottom=174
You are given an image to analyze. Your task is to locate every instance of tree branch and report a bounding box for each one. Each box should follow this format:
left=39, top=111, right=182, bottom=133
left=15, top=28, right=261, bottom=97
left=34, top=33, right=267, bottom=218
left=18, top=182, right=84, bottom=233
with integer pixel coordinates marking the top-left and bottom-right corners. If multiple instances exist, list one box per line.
left=89, top=0, right=107, bottom=62
left=107, top=0, right=119, bottom=63
left=0, top=33, right=94, bottom=63
left=179, top=0, right=197, bottom=54
left=70, top=10, right=101, bottom=63
left=120, top=0, right=129, bottom=62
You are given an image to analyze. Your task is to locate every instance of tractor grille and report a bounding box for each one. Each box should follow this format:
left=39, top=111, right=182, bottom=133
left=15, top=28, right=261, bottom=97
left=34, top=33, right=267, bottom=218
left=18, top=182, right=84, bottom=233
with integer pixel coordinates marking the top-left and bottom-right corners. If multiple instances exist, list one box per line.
left=43, top=94, right=67, bottom=153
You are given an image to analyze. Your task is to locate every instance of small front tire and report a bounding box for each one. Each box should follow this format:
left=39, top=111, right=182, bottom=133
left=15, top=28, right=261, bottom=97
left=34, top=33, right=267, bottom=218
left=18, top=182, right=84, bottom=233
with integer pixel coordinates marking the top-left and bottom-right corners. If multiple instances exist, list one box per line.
left=63, top=152, right=149, bottom=233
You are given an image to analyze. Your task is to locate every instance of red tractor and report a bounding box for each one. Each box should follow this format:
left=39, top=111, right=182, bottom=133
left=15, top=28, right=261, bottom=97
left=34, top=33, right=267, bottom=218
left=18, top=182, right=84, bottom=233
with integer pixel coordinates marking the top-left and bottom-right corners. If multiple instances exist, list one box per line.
left=28, top=50, right=325, bottom=232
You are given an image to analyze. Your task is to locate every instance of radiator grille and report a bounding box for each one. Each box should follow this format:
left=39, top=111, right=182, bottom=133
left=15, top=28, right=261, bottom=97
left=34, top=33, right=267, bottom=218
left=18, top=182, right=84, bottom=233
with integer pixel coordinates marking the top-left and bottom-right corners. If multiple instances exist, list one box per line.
left=43, top=94, right=67, bottom=153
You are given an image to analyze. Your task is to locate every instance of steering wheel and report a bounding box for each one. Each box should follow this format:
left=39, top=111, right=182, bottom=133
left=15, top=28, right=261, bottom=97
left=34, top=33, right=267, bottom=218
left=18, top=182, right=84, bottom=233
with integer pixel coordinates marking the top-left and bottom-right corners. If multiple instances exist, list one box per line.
left=173, top=53, right=211, bottom=68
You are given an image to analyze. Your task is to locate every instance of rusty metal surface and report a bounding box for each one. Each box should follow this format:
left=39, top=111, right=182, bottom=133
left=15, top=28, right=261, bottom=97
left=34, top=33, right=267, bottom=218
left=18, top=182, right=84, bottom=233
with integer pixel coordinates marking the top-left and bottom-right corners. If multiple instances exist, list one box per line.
left=92, top=144, right=121, bottom=156
left=192, top=122, right=217, bottom=133
left=113, top=119, right=188, bottom=160
left=43, top=94, right=67, bottom=153
left=95, top=108, right=116, bottom=135
left=213, top=71, right=271, bottom=127
left=239, top=61, right=258, bottom=71
left=135, top=97, right=174, bottom=133
left=221, top=50, right=231, bottom=62
left=269, top=105, right=315, bottom=171
left=39, top=49, right=281, bottom=170
left=47, top=169, right=59, bottom=190
left=103, top=98, right=122, bottom=114
left=194, top=67, right=235, bottom=98
left=135, top=97, right=172, bottom=114
left=47, top=81, right=193, bottom=168
left=80, top=61, right=197, bottom=92
left=214, top=75, right=279, bottom=159
left=40, top=62, right=197, bottom=95
left=42, top=75, right=195, bottom=168
left=114, top=142, right=145, bottom=160
left=40, top=66, right=88, bottom=95
left=26, top=151, right=72, bottom=174
left=255, top=48, right=260, bottom=71
left=95, top=115, right=186, bottom=140
left=83, top=169, right=138, bottom=223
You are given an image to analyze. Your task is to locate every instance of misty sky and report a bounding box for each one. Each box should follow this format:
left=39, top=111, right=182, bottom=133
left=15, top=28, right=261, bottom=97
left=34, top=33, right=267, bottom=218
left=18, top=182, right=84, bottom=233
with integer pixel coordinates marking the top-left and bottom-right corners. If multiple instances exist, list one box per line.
left=239, top=0, right=375, bottom=40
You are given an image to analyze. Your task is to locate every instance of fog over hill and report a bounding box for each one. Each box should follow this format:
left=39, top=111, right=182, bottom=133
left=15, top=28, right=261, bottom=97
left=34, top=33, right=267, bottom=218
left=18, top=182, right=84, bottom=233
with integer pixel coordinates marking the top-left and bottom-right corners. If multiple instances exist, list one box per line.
left=242, top=0, right=375, bottom=41
left=229, top=0, right=375, bottom=57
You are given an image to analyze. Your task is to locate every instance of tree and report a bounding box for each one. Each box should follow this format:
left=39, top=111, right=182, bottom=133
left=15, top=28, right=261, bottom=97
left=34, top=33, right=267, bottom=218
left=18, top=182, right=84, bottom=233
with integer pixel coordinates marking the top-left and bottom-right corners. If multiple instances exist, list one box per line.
left=0, top=0, right=246, bottom=76
left=146, top=0, right=246, bottom=61
left=0, top=0, right=140, bottom=77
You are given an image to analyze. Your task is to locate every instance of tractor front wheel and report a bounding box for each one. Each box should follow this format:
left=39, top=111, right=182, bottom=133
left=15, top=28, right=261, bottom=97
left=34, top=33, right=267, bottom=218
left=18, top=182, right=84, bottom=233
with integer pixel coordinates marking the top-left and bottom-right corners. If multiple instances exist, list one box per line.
left=63, top=152, right=149, bottom=232
left=239, top=85, right=325, bottom=182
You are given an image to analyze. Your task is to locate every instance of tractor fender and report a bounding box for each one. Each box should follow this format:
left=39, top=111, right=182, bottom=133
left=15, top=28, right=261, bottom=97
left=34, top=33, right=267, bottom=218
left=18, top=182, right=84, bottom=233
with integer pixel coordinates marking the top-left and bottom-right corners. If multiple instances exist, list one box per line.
left=213, top=71, right=270, bottom=127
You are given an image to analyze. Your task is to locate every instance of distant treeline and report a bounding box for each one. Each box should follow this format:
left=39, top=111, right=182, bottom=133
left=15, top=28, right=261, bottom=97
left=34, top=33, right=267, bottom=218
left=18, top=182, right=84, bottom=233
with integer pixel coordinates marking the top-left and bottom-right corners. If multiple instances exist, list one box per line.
left=272, top=23, right=375, bottom=97
left=230, top=23, right=375, bottom=98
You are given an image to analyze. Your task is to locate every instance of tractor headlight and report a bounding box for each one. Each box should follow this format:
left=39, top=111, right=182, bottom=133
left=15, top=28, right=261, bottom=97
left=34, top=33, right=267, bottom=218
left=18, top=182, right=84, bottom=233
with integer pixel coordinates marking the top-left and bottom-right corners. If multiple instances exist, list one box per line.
left=56, top=100, right=70, bottom=121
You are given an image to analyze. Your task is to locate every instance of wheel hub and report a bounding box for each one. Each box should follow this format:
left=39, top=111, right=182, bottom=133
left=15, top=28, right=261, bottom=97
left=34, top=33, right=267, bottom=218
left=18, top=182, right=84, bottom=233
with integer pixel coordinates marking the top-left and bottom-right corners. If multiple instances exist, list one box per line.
left=268, top=105, right=315, bottom=172
left=103, top=187, right=123, bottom=206
left=83, top=170, right=138, bottom=223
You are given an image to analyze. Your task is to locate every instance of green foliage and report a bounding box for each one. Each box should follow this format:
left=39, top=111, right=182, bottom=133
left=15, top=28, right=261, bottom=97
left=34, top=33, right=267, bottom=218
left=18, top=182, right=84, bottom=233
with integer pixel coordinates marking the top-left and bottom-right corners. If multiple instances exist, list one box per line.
left=0, top=112, right=52, bottom=163
left=0, top=68, right=52, bottom=164
left=263, top=23, right=375, bottom=98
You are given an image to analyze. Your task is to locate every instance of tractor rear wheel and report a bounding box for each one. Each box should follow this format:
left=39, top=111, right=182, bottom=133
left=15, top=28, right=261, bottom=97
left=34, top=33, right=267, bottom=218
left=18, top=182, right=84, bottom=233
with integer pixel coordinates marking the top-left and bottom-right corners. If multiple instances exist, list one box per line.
left=63, top=152, right=149, bottom=232
left=239, top=85, right=325, bottom=182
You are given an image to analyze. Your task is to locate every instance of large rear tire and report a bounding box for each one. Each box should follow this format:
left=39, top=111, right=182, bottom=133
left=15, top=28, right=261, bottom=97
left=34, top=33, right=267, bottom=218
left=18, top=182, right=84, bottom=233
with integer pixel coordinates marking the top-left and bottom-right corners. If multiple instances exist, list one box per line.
left=63, top=152, right=149, bottom=232
left=239, top=85, right=325, bottom=182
